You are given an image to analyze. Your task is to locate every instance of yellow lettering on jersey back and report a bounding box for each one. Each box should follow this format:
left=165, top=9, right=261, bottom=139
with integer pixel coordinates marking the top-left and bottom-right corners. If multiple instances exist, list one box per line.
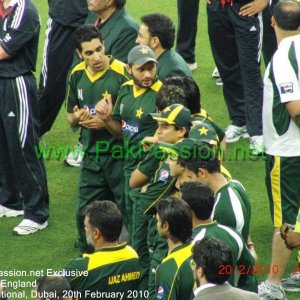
left=108, top=274, right=121, bottom=285
left=108, top=272, right=141, bottom=285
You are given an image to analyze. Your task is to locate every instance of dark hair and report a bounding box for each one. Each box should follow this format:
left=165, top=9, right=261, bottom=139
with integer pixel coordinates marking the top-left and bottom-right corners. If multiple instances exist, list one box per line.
left=84, top=200, right=122, bottom=242
left=177, top=143, right=220, bottom=174
left=180, top=182, right=215, bottom=220
left=273, top=0, right=300, bottom=31
left=156, top=197, right=192, bottom=243
left=174, top=125, right=190, bottom=138
left=164, top=76, right=201, bottom=114
left=156, top=85, right=186, bottom=111
left=113, top=0, right=126, bottom=9
left=36, top=276, right=71, bottom=300
left=141, top=14, right=175, bottom=49
left=73, top=25, right=103, bottom=52
left=192, top=237, right=233, bottom=284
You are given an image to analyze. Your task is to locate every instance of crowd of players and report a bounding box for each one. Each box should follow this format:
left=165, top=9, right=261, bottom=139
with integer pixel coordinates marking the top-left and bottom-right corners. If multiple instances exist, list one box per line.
left=1, top=0, right=300, bottom=299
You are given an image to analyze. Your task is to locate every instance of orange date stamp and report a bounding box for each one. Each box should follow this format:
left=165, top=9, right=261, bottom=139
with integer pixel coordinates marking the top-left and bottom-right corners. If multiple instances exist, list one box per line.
left=218, top=264, right=280, bottom=276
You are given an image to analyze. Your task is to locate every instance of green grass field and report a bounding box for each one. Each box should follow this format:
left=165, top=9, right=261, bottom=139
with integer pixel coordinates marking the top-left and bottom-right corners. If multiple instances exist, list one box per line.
left=0, top=0, right=299, bottom=299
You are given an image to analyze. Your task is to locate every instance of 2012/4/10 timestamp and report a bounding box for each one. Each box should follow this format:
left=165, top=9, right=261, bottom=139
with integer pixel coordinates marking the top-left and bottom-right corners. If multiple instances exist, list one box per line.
left=218, top=264, right=279, bottom=276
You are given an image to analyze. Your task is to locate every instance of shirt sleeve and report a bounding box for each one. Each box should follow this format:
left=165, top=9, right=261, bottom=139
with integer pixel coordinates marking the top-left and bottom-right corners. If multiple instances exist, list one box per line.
left=273, top=44, right=300, bottom=103
left=138, top=147, right=162, bottom=178
left=64, top=257, right=88, bottom=291
left=0, top=6, right=40, bottom=56
left=66, top=73, right=79, bottom=113
left=155, top=260, right=178, bottom=300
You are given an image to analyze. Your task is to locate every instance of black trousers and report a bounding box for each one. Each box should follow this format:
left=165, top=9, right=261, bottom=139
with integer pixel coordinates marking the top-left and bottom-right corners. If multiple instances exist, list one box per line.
left=176, top=0, right=200, bottom=64
left=207, top=0, right=263, bottom=136
left=38, top=18, right=77, bottom=136
left=0, top=74, right=49, bottom=223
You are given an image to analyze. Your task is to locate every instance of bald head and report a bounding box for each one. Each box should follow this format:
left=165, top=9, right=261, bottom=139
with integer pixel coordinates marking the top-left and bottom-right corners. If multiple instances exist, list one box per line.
left=273, top=0, right=300, bottom=31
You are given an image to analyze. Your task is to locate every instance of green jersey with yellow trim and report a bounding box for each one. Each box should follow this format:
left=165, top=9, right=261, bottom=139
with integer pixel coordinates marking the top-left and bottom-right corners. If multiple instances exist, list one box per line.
left=142, top=159, right=176, bottom=215
left=66, top=58, right=128, bottom=153
left=212, top=179, right=251, bottom=242
left=191, top=109, right=225, bottom=142
left=155, top=243, right=194, bottom=300
left=112, top=78, right=162, bottom=169
left=192, top=222, right=257, bottom=292
left=65, top=243, right=141, bottom=300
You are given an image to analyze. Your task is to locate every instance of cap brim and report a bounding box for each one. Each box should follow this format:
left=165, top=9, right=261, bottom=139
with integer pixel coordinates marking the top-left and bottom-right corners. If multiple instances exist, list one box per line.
left=149, top=113, right=175, bottom=125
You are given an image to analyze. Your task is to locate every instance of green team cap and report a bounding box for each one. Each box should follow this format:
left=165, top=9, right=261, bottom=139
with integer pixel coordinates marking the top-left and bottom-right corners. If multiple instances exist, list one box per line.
left=127, top=45, right=157, bottom=67
left=158, top=138, right=217, bottom=160
left=150, top=104, right=192, bottom=129
left=189, top=123, right=220, bottom=145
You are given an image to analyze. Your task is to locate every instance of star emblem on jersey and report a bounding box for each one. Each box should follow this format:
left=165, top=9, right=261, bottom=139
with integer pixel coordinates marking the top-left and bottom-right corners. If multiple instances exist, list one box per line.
left=139, top=47, right=149, bottom=55
left=198, top=126, right=208, bottom=135
left=136, top=108, right=144, bottom=119
left=102, top=90, right=110, bottom=100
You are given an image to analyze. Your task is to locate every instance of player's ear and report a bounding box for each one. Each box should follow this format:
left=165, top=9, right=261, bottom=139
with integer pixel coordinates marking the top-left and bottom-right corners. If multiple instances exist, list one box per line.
left=150, top=36, right=160, bottom=50
left=271, top=16, right=276, bottom=28
left=126, top=64, right=132, bottom=75
left=76, top=49, right=83, bottom=60
left=178, top=127, right=187, bottom=139
left=198, top=167, right=207, bottom=178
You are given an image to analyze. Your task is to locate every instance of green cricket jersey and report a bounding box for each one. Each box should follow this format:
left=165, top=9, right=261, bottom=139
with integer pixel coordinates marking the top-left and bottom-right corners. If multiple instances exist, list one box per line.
left=112, top=78, right=162, bottom=170
left=155, top=243, right=194, bottom=300
left=157, top=49, right=192, bottom=80
left=137, top=146, right=164, bottom=179
left=66, top=58, right=128, bottom=153
left=85, top=8, right=138, bottom=63
left=141, top=159, right=177, bottom=215
left=192, top=222, right=257, bottom=292
left=65, top=243, right=141, bottom=300
left=213, top=180, right=251, bottom=242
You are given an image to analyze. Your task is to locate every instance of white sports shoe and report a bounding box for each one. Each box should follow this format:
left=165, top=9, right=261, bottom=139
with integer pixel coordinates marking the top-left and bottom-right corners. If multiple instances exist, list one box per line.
left=225, top=125, right=249, bottom=143
left=282, top=271, right=300, bottom=292
left=13, top=219, right=48, bottom=235
left=188, top=62, right=197, bottom=71
left=250, top=135, right=264, bottom=155
left=258, top=280, right=286, bottom=300
left=0, top=204, right=23, bottom=217
left=64, top=142, right=83, bottom=167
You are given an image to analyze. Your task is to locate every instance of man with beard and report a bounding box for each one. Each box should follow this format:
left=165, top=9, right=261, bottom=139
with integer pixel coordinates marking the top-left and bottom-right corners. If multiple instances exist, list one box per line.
left=96, top=45, right=162, bottom=241
left=135, top=13, right=191, bottom=80
left=64, top=201, right=141, bottom=299
left=192, top=237, right=259, bottom=300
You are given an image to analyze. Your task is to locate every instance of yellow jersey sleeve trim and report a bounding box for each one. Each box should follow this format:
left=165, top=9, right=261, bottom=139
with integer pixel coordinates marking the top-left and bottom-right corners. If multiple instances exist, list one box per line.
left=121, top=80, right=134, bottom=87
left=85, top=245, right=138, bottom=271
left=144, top=178, right=177, bottom=214
left=150, top=80, right=163, bottom=92
left=70, top=61, right=86, bottom=75
left=110, top=59, right=128, bottom=78
left=162, top=244, right=192, bottom=267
